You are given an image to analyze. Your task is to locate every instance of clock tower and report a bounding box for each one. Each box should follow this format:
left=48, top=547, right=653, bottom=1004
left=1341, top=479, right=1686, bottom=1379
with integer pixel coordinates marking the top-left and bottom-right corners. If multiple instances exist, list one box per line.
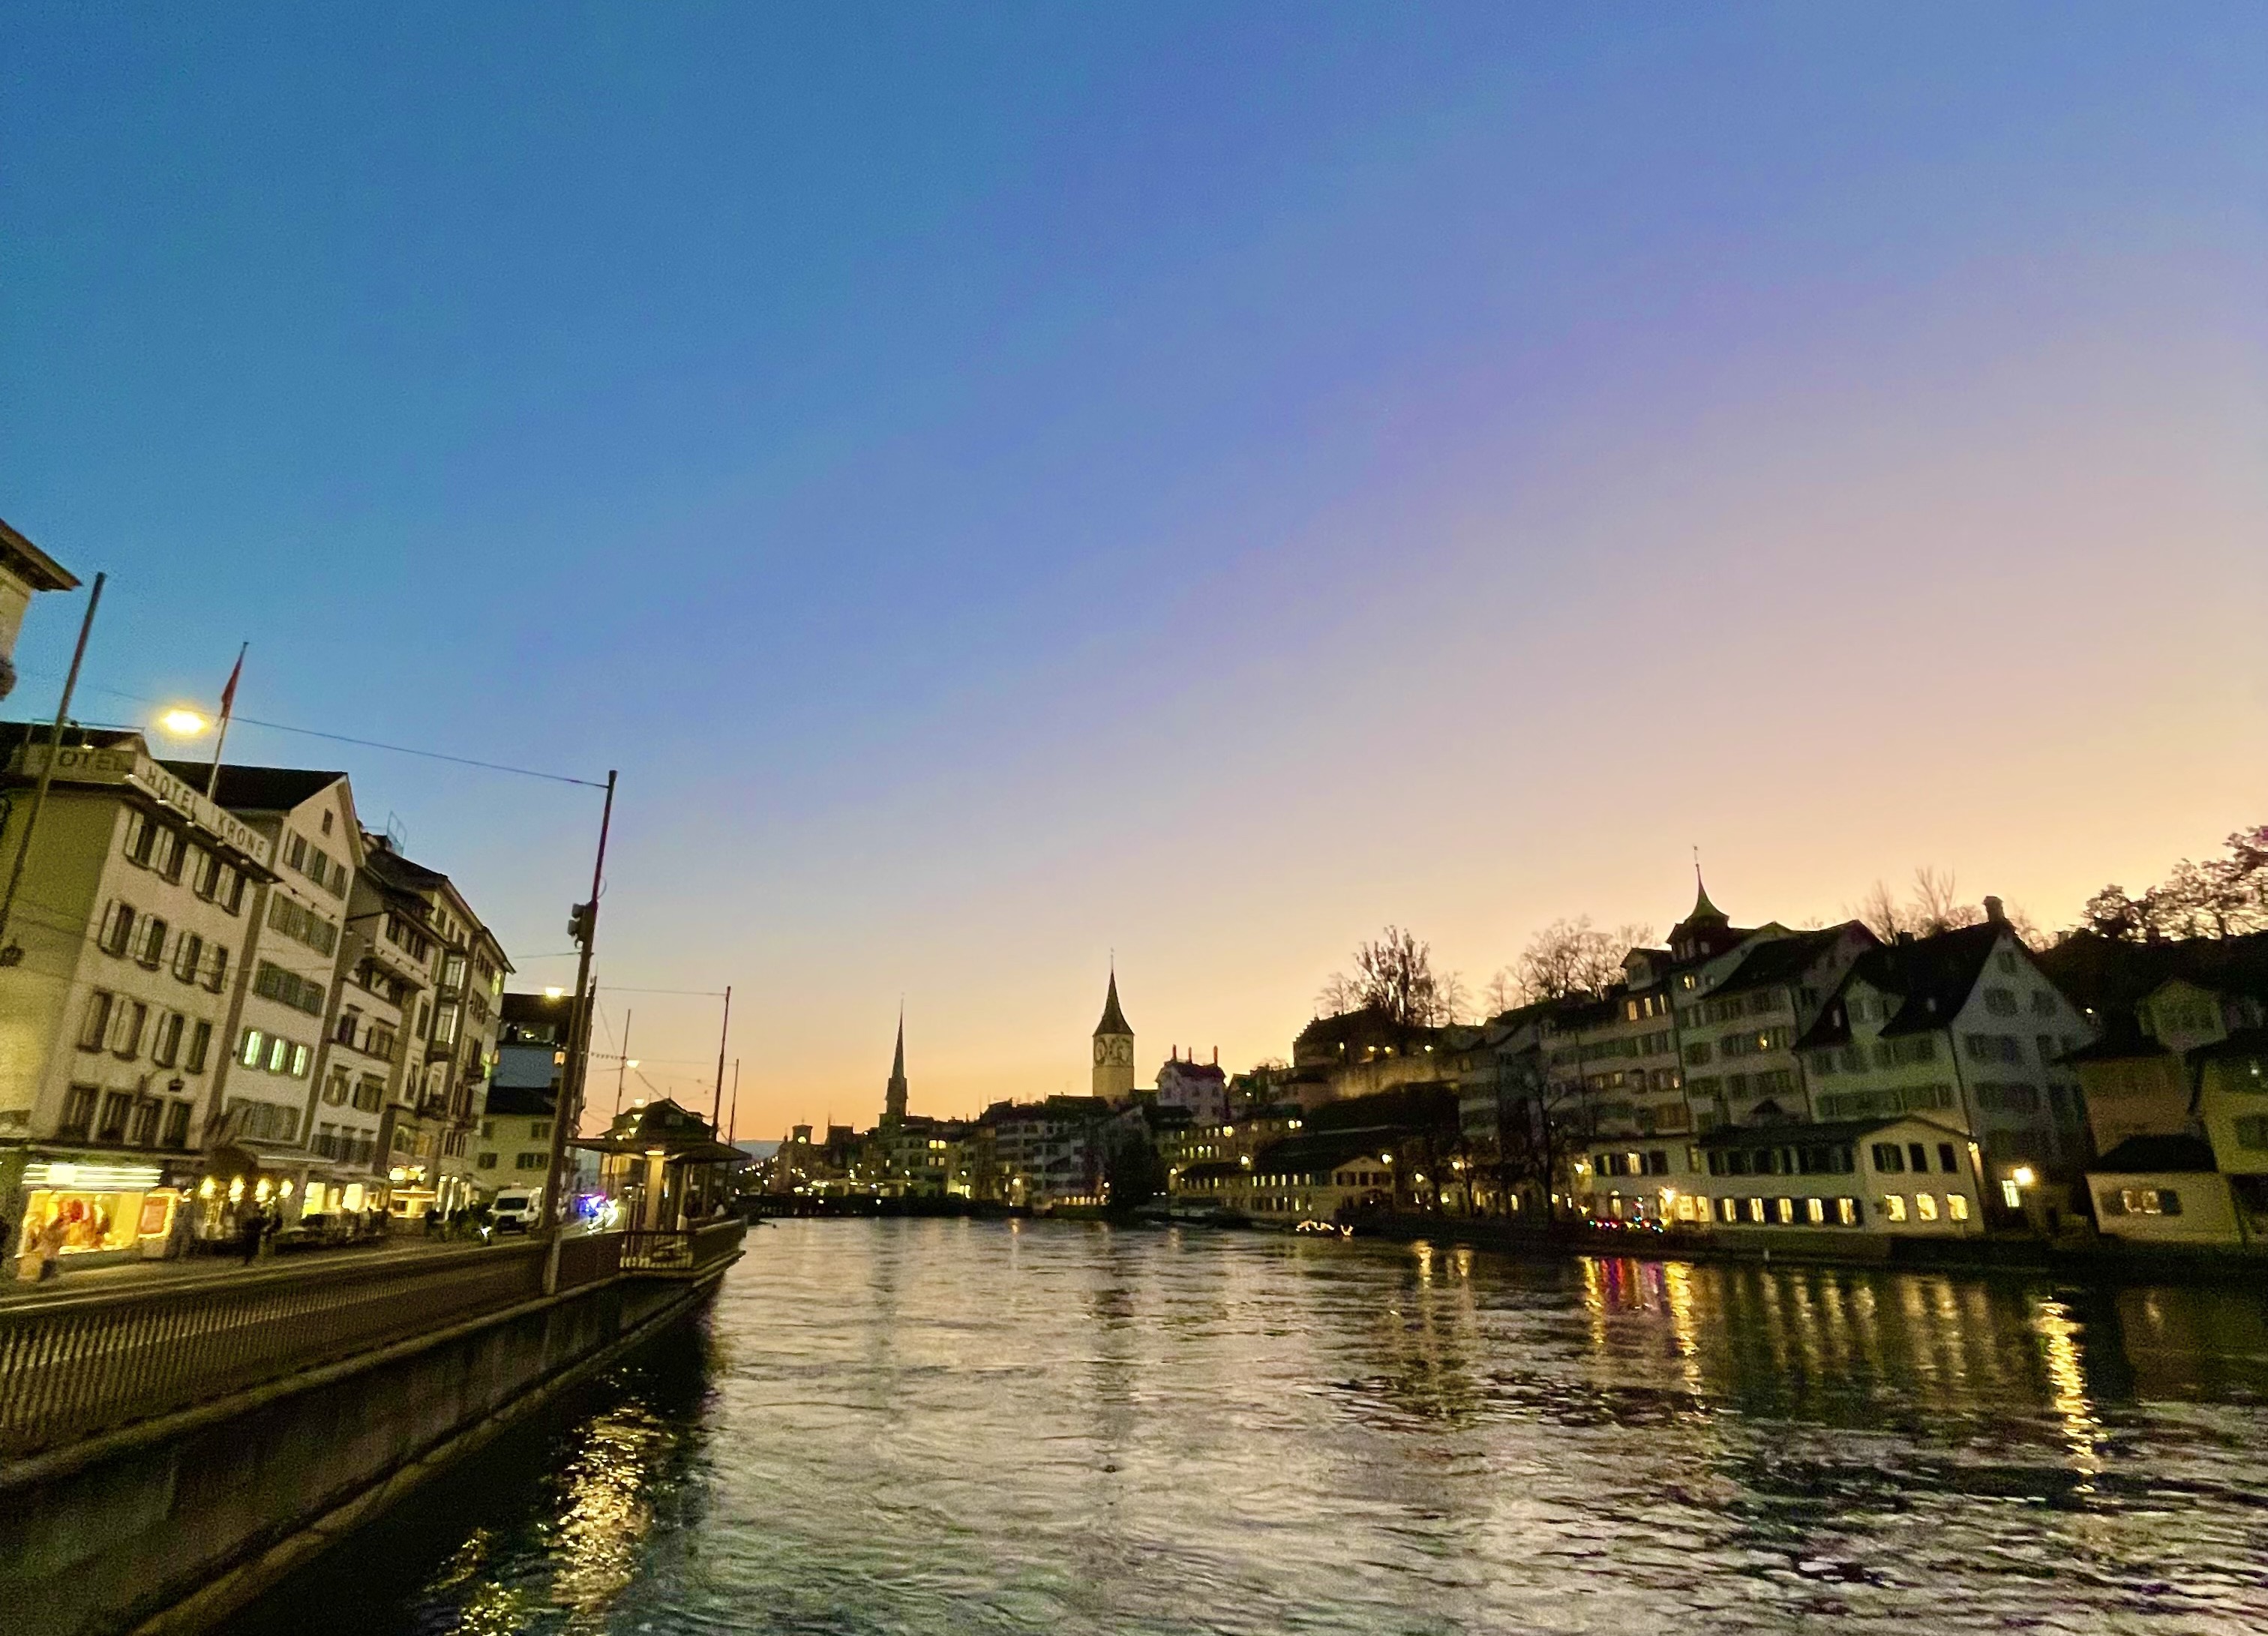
left=1091, top=969, right=1136, bottom=1103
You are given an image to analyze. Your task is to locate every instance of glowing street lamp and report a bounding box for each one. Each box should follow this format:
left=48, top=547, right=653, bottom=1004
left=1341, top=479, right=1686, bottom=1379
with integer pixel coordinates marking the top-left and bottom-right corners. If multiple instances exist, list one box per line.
left=156, top=707, right=212, bottom=737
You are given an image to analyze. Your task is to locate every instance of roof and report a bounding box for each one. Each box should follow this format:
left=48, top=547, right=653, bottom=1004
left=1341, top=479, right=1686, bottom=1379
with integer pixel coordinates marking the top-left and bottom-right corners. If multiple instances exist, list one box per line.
left=2060, top=1027, right=2169, bottom=1065
left=1094, top=971, right=1132, bottom=1037
left=2190, top=1026, right=2268, bottom=1066
left=2091, top=1134, right=2221, bottom=1174
left=483, top=1084, right=556, bottom=1118
left=0, top=517, right=79, bottom=593
left=1251, top=1126, right=1402, bottom=1175
left=1178, top=1160, right=1244, bottom=1184
left=360, top=839, right=450, bottom=896
left=1686, top=871, right=1727, bottom=926
left=1802, top=923, right=2006, bottom=1049
left=1696, top=1113, right=1957, bottom=1149
left=1293, top=1005, right=1447, bottom=1052
left=580, top=1096, right=737, bottom=1161
left=2035, top=931, right=2268, bottom=1015
left=155, top=761, right=345, bottom=815
left=1707, top=925, right=1870, bottom=999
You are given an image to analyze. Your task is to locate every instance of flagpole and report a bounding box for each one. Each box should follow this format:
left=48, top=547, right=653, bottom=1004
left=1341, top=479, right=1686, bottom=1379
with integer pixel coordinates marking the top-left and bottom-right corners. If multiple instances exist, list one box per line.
left=0, top=572, right=105, bottom=962
left=206, top=642, right=247, bottom=801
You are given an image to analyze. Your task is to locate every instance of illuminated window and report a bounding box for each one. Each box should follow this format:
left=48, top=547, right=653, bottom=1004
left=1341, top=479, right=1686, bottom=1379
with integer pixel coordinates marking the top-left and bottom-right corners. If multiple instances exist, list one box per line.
left=1883, top=1194, right=1908, bottom=1222
left=1916, top=1192, right=1940, bottom=1222
left=1774, top=1197, right=1796, bottom=1224
left=1805, top=1196, right=1826, bottom=1225
left=1836, top=1197, right=1858, bottom=1226
left=1746, top=1197, right=1766, bottom=1223
left=1946, top=1193, right=1969, bottom=1222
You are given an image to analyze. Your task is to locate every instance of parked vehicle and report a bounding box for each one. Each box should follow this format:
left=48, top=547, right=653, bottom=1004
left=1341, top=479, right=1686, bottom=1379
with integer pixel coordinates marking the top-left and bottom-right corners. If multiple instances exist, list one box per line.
left=488, top=1190, right=542, bottom=1232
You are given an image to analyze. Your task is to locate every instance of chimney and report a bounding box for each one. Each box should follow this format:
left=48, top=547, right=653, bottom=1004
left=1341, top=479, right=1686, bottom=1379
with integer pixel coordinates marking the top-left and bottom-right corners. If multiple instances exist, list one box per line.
left=1984, top=895, right=2007, bottom=926
left=1212, top=1046, right=1218, bottom=1066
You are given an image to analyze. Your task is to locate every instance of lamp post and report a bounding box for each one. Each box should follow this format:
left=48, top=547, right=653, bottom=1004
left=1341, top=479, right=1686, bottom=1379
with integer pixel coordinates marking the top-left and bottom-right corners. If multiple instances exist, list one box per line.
left=542, top=769, right=616, bottom=1295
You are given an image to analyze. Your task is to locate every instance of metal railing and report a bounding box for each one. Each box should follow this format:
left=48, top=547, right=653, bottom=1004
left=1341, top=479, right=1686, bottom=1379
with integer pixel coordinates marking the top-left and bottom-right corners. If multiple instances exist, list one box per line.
left=620, top=1218, right=745, bottom=1273
left=0, top=1241, right=548, bottom=1460
left=0, top=1220, right=740, bottom=1462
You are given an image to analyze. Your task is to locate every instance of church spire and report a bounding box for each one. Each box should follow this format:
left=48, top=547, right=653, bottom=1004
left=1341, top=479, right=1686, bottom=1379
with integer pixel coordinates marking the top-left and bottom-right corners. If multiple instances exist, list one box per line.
left=1094, top=968, right=1132, bottom=1038
left=883, top=1005, right=908, bottom=1124
left=1689, top=848, right=1726, bottom=924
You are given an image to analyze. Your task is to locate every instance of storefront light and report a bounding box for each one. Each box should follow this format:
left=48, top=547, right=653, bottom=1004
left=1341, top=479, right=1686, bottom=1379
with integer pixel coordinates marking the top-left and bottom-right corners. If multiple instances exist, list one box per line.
left=227, top=1177, right=245, bottom=1202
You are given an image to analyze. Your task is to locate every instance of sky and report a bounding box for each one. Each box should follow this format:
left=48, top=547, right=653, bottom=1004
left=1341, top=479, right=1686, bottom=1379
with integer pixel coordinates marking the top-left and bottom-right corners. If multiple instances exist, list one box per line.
left=4, top=3, right=2264, bottom=1136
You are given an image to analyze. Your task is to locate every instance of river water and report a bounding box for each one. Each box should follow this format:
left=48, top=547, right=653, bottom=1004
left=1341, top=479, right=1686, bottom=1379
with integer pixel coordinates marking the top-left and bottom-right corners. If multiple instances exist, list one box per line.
left=246, top=1218, right=2268, bottom=1634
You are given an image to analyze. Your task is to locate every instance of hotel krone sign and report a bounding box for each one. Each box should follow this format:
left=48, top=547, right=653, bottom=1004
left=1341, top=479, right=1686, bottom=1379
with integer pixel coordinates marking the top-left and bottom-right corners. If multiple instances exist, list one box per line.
left=7, top=740, right=274, bottom=868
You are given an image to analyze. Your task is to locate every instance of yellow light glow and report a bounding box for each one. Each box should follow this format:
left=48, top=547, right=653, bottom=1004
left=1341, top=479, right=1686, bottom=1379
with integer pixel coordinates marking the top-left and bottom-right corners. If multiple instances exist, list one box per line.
left=156, top=707, right=212, bottom=737
left=2012, top=1166, right=2037, bottom=1188
left=198, top=1177, right=217, bottom=1199
left=544, top=986, right=566, bottom=999
left=627, top=1059, right=640, bottom=1069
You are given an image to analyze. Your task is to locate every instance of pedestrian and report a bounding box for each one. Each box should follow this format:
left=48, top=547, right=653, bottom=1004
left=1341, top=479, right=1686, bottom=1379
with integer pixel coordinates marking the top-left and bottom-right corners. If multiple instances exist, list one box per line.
left=238, top=1206, right=264, bottom=1266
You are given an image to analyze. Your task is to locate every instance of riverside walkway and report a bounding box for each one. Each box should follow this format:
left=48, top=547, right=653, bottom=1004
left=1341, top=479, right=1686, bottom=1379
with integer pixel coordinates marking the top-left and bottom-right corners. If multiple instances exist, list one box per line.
left=0, top=1220, right=740, bottom=1462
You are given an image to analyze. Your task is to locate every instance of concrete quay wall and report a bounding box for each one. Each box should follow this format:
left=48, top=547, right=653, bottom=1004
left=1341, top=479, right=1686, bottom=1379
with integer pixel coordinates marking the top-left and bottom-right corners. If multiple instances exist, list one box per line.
left=0, top=1268, right=727, bottom=1636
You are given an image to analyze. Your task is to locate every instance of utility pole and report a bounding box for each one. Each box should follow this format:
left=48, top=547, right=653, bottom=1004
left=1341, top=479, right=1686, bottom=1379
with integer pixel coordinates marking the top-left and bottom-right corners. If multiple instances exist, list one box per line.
left=542, top=769, right=615, bottom=1295
left=614, top=1007, right=632, bottom=1118
left=727, top=1059, right=740, bottom=1143
left=0, top=572, right=104, bottom=963
left=710, top=986, right=733, bottom=1131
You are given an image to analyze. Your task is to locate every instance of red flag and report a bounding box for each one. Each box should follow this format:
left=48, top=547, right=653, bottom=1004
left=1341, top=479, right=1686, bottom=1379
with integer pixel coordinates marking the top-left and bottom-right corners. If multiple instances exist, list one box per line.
left=218, top=648, right=244, bottom=719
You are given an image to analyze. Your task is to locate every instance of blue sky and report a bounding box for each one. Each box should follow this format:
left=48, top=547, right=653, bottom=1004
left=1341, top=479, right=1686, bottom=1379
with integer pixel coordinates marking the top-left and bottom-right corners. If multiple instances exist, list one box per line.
left=7, top=4, right=2264, bottom=1128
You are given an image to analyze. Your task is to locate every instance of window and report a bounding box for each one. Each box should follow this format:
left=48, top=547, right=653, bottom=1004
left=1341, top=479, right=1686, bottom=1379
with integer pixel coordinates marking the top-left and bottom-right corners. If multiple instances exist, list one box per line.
left=79, top=990, right=114, bottom=1050
left=205, top=944, right=230, bottom=993
left=476, top=1151, right=497, bottom=1169
left=529, top=1120, right=551, bottom=1141
left=265, top=1035, right=289, bottom=1073
left=353, top=1076, right=385, bottom=1112
left=1916, top=1192, right=1940, bottom=1222
left=190, top=847, right=220, bottom=899
left=1983, top=986, right=2018, bottom=1016
left=1882, top=1193, right=1909, bottom=1223
left=1870, top=1142, right=1905, bottom=1174
left=254, top=959, right=327, bottom=1016
left=268, top=894, right=340, bottom=956
left=153, top=827, right=186, bottom=882
left=109, top=998, right=148, bottom=1059
left=130, top=1097, right=162, bottom=1146
left=161, top=1102, right=191, bottom=1148
left=1906, top=1142, right=1929, bottom=1172
left=172, top=931, right=205, bottom=983
left=220, top=865, right=245, bottom=914
left=240, top=1028, right=266, bottom=1067
left=98, top=901, right=136, bottom=957
left=1965, top=1033, right=2024, bottom=1065
left=1837, top=1197, right=1859, bottom=1226
left=98, top=1091, right=134, bottom=1142
left=1774, top=1196, right=1796, bottom=1224
left=290, top=1042, right=310, bottom=1077
left=1718, top=1196, right=1738, bottom=1223
left=514, top=1151, right=548, bottom=1170
left=1936, top=1142, right=1958, bottom=1174
left=152, top=1010, right=184, bottom=1067
left=58, top=1085, right=99, bottom=1138
left=184, top=1021, right=212, bottom=1073
left=134, top=914, right=168, bottom=968
left=1946, top=1193, right=1970, bottom=1222
left=1684, top=1041, right=1713, bottom=1066
left=432, top=1002, right=460, bottom=1047
left=1745, top=1197, right=1767, bottom=1223
left=2000, top=1178, right=2023, bottom=1209
left=1805, top=1196, right=1826, bottom=1225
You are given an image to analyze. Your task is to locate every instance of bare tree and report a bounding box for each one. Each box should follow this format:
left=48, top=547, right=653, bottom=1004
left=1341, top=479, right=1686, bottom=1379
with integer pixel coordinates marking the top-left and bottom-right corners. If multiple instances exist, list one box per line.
left=1318, top=926, right=1459, bottom=1025
left=1482, top=966, right=1522, bottom=1017
left=1510, top=917, right=1652, bottom=1003
left=1910, top=866, right=1982, bottom=935
left=1852, top=868, right=1981, bottom=940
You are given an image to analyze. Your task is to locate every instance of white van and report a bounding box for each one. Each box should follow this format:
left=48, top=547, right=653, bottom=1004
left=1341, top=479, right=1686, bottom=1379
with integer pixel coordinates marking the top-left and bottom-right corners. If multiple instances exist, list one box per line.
left=489, top=1188, right=542, bottom=1232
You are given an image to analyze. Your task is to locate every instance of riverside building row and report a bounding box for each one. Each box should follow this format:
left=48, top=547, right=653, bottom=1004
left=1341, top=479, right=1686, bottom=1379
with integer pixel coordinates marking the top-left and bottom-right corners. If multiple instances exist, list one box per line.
left=0, top=721, right=518, bottom=1270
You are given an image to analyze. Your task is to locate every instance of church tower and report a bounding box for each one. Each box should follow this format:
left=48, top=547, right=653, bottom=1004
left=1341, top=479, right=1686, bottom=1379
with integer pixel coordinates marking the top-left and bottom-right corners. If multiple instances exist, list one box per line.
left=883, top=1010, right=909, bottom=1126
left=1092, top=968, right=1135, bottom=1103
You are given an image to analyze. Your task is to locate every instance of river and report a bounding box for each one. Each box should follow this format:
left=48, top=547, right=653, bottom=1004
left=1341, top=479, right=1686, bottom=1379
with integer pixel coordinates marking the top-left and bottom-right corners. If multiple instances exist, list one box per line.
left=242, top=1217, right=2268, bottom=1634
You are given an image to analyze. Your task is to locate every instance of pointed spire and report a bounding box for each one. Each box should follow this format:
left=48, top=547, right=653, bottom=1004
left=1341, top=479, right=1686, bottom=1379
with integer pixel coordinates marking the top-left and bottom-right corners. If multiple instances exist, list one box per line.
left=1094, top=968, right=1132, bottom=1038
left=1689, top=848, right=1726, bottom=925
left=892, top=1004, right=905, bottom=1079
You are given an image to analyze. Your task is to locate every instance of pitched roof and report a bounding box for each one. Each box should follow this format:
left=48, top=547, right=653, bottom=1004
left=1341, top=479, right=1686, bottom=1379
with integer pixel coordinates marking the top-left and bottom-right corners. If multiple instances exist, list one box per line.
left=155, top=761, right=347, bottom=815
left=2036, top=931, right=2268, bottom=1016
left=1861, top=923, right=2005, bottom=1039
left=1707, top=925, right=1870, bottom=998
left=1094, top=971, right=1132, bottom=1037
left=1246, top=1127, right=1396, bottom=1175
left=2091, top=1134, right=2221, bottom=1174
left=0, top=517, right=78, bottom=592
left=1696, top=1112, right=1958, bottom=1149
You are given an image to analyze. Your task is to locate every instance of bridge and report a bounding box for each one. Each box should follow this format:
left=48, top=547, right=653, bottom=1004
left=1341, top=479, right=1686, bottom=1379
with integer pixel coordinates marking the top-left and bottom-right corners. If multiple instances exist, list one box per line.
left=0, top=1220, right=743, bottom=1635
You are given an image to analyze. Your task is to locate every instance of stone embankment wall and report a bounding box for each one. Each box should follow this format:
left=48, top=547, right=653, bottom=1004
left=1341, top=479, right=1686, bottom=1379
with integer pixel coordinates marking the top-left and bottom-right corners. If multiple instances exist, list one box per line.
left=0, top=1268, right=725, bottom=1636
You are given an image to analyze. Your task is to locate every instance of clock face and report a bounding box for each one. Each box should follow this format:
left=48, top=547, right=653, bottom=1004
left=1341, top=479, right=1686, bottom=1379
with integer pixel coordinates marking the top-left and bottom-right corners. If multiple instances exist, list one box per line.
left=1094, top=1039, right=1108, bottom=1065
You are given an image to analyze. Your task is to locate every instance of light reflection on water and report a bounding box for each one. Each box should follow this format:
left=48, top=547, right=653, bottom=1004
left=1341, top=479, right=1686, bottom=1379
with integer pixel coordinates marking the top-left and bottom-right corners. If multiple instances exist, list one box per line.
left=250, top=1220, right=2268, bottom=1634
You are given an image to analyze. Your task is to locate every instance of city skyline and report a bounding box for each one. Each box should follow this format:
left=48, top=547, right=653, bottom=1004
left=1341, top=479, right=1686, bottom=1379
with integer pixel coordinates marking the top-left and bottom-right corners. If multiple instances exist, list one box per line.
left=6, top=4, right=2264, bottom=1136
